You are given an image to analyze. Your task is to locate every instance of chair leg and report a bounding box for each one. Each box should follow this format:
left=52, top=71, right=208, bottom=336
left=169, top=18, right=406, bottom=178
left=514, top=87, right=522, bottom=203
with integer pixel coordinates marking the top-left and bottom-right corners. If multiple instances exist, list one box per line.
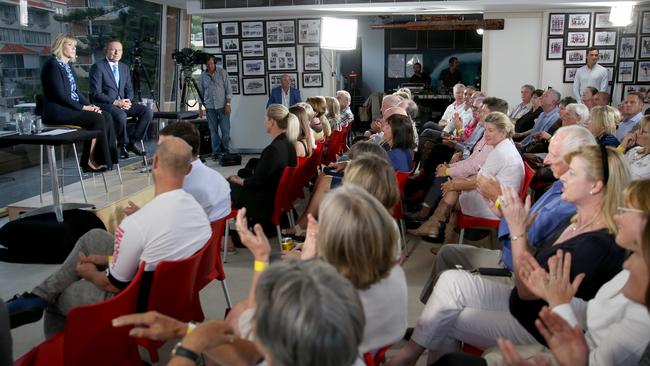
left=72, top=143, right=88, bottom=203
left=39, top=144, right=44, bottom=204
left=223, top=218, right=231, bottom=263
left=400, top=218, right=409, bottom=257
left=276, top=225, right=283, bottom=249
left=60, top=145, right=64, bottom=194
left=220, top=280, right=233, bottom=309
left=140, top=140, right=149, bottom=175
left=116, top=163, right=123, bottom=184
left=459, top=228, right=465, bottom=244
left=100, top=172, right=108, bottom=193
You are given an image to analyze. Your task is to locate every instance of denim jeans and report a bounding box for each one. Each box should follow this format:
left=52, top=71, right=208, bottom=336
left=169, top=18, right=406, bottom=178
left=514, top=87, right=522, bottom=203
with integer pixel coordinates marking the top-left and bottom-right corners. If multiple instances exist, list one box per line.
left=206, top=108, right=231, bottom=154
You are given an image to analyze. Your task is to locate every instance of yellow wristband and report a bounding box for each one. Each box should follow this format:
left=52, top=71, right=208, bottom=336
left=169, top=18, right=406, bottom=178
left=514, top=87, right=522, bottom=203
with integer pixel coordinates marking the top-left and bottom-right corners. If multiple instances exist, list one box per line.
left=457, top=128, right=464, bottom=133
left=108, top=256, right=113, bottom=263
left=494, top=198, right=501, bottom=209
left=254, top=260, right=268, bottom=272
left=616, top=145, right=625, bottom=153
left=186, top=321, right=197, bottom=335
left=445, top=168, right=449, bottom=176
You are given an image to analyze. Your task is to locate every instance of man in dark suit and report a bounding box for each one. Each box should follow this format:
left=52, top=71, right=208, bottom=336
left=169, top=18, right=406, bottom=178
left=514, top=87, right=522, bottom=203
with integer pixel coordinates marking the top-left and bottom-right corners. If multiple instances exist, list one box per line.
left=90, top=40, right=153, bottom=159
left=266, top=74, right=301, bottom=108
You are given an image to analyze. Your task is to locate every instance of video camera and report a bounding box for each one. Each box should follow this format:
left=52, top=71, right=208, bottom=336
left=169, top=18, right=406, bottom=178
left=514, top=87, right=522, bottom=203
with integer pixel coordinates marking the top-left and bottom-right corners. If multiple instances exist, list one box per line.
left=171, top=48, right=209, bottom=69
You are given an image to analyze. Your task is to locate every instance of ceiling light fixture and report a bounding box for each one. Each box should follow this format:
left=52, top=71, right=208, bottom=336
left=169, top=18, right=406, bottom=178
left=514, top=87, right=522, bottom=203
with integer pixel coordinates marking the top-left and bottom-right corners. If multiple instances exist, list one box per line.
left=476, top=28, right=484, bottom=35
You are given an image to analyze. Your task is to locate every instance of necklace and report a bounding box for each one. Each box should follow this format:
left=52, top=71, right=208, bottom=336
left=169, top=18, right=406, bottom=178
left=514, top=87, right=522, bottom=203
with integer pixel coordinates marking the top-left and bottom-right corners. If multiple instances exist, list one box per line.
left=570, top=213, right=601, bottom=233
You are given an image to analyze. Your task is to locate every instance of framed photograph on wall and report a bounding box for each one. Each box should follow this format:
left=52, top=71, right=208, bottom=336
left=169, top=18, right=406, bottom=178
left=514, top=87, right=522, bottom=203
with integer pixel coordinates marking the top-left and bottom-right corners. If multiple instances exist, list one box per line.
left=202, top=22, right=220, bottom=48
left=242, top=77, right=266, bottom=95
left=623, top=13, right=639, bottom=34
left=642, top=11, right=650, bottom=34
left=303, top=46, right=321, bottom=70
left=266, top=19, right=296, bottom=45
left=548, top=13, right=566, bottom=36
left=593, top=30, right=617, bottom=47
left=597, top=48, right=616, bottom=65
left=241, top=40, right=265, bottom=58
left=241, top=21, right=264, bottom=38
left=637, top=61, right=650, bottom=82
left=547, top=37, right=564, bottom=59
left=604, top=66, right=614, bottom=83
left=242, top=59, right=265, bottom=76
left=302, top=72, right=323, bottom=88
left=228, top=75, right=240, bottom=95
left=640, top=36, right=650, bottom=58
left=222, top=38, right=240, bottom=52
left=565, top=48, right=587, bottom=64
left=593, top=12, right=615, bottom=29
left=267, top=46, right=297, bottom=71
left=566, top=31, right=589, bottom=47
left=564, top=66, right=580, bottom=83
left=221, top=22, right=239, bottom=36
left=623, top=84, right=650, bottom=99
left=567, top=13, right=590, bottom=29
left=225, top=53, right=239, bottom=73
left=618, top=61, right=635, bottom=83
left=620, top=36, right=637, bottom=59
left=268, top=72, right=298, bottom=92
left=298, top=19, right=321, bottom=44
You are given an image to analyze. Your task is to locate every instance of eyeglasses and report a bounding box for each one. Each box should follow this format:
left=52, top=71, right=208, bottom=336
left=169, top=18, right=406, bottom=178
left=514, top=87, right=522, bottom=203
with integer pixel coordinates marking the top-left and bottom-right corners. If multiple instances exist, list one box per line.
left=617, top=206, right=647, bottom=215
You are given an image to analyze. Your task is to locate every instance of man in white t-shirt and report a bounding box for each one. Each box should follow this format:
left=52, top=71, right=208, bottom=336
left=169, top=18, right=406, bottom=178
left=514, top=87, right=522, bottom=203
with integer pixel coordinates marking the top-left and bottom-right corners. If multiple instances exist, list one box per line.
left=7, top=137, right=211, bottom=335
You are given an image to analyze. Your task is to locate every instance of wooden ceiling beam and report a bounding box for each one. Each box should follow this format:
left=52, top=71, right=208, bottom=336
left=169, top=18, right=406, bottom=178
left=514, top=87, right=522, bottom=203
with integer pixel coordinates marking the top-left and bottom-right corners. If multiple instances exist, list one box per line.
left=370, top=19, right=504, bottom=31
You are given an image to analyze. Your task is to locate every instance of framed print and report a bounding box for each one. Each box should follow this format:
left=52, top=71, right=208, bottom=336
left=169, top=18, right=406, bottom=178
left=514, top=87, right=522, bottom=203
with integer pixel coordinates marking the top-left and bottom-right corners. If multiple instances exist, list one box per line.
left=567, top=13, right=590, bottom=29
left=242, top=59, right=266, bottom=76
left=594, top=12, right=615, bottom=29
left=268, top=72, right=298, bottom=91
left=566, top=31, right=589, bottom=47
left=564, top=66, right=580, bottom=83
left=593, top=30, right=617, bottom=47
left=267, top=46, right=297, bottom=71
left=213, top=54, right=224, bottom=68
left=298, top=19, right=321, bottom=44
left=597, top=48, right=616, bottom=65
left=604, top=66, right=614, bottom=83
left=266, top=19, right=296, bottom=45
left=228, top=75, right=240, bottom=95
left=242, top=77, right=266, bottom=95
left=241, top=21, right=264, bottom=38
left=638, top=61, right=650, bottom=82
left=202, top=22, right=220, bottom=48
left=221, top=22, right=239, bottom=36
left=623, top=13, right=639, bottom=34
left=241, top=40, right=265, bottom=58
left=640, top=36, right=650, bottom=58
left=225, top=53, right=239, bottom=73
left=303, top=46, right=321, bottom=71
left=565, top=49, right=587, bottom=65
left=547, top=37, right=564, bottom=59
left=548, top=13, right=566, bottom=36
left=619, top=36, right=637, bottom=59
left=618, top=61, right=635, bottom=83
left=222, top=38, right=240, bottom=52
left=302, top=72, right=323, bottom=88
left=642, top=11, right=650, bottom=34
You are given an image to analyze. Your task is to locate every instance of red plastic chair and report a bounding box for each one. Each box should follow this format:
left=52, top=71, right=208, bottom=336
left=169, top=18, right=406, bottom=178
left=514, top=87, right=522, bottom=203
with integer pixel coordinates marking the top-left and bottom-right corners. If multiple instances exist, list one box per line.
left=15, top=263, right=146, bottom=366
left=289, top=156, right=311, bottom=203
left=392, top=169, right=412, bottom=256
left=137, top=246, right=205, bottom=362
left=271, top=166, right=296, bottom=246
left=456, top=162, right=535, bottom=244
left=363, top=344, right=392, bottom=366
left=307, top=141, right=325, bottom=181
left=322, top=130, right=344, bottom=165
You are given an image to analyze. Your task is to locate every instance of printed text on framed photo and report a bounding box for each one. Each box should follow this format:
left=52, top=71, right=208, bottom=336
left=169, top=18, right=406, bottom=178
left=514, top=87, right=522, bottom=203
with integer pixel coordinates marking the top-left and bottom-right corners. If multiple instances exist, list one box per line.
left=242, top=59, right=266, bottom=76
left=221, top=22, right=239, bottom=37
left=202, top=22, right=220, bottom=48
left=548, top=13, right=566, bottom=36
left=566, top=31, right=589, bottom=48
left=228, top=75, right=240, bottom=95
left=547, top=37, right=564, bottom=60
left=241, top=40, right=265, bottom=58
left=241, top=21, right=264, bottom=38
left=298, top=19, right=321, bottom=44
left=268, top=73, right=298, bottom=92
left=619, top=36, right=637, bottom=59
left=303, top=46, right=321, bottom=71
left=565, top=49, right=587, bottom=65
left=567, top=13, right=591, bottom=29
left=266, top=19, right=296, bottom=45
left=593, top=30, right=617, bottom=47
left=302, top=72, right=323, bottom=88
left=242, top=77, right=267, bottom=95
left=617, top=61, right=635, bottom=83
left=267, top=46, right=297, bottom=71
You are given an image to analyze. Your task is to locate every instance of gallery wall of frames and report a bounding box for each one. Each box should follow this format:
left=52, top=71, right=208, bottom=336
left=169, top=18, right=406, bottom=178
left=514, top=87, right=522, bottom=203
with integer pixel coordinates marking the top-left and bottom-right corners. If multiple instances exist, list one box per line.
left=202, top=18, right=324, bottom=96
left=547, top=10, right=650, bottom=99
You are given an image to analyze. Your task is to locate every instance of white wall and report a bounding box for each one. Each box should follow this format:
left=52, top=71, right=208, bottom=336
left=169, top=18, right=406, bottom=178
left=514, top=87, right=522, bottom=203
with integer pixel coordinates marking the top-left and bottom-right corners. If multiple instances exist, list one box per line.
left=358, top=16, right=385, bottom=97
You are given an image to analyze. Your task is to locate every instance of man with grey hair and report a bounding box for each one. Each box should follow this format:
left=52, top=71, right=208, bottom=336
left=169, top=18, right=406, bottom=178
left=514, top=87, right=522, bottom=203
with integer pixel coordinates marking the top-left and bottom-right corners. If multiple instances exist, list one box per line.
left=267, top=73, right=301, bottom=108
left=365, top=94, right=403, bottom=137
left=420, top=125, right=597, bottom=302
left=399, top=98, right=419, bottom=149
left=519, top=88, right=561, bottom=147
left=438, top=84, right=473, bottom=135
left=7, top=137, right=212, bottom=334
left=336, top=90, right=354, bottom=127
left=509, top=84, right=535, bottom=120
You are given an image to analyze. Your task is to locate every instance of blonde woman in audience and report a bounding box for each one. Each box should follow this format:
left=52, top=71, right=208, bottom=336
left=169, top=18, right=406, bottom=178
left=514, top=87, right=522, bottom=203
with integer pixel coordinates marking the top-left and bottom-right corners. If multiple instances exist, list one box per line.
left=394, top=87, right=412, bottom=100
left=390, top=145, right=629, bottom=366
left=289, top=104, right=314, bottom=157
left=307, top=96, right=331, bottom=139
left=325, top=96, right=341, bottom=132
left=587, top=105, right=620, bottom=147
left=620, top=115, right=650, bottom=180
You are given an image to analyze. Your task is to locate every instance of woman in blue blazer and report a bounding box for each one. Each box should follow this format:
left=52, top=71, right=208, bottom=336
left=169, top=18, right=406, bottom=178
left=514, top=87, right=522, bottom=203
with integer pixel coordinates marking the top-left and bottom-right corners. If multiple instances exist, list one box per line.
left=41, top=34, right=117, bottom=171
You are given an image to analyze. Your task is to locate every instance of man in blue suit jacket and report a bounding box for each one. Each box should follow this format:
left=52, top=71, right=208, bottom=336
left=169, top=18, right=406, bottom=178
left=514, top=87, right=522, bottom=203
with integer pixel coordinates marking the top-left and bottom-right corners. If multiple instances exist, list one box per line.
left=266, top=74, right=301, bottom=107
left=90, top=40, right=153, bottom=159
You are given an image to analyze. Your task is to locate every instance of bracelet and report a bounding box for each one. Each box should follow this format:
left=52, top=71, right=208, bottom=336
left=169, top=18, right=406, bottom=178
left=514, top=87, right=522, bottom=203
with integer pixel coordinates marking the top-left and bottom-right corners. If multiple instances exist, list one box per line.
left=254, top=260, right=268, bottom=272
left=494, top=198, right=501, bottom=209
left=186, top=321, right=198, bottom=335
left=108, top=255, right=113, bottom=262
left=444, top=167, right=449, bottom=176
left=510, top=233, right=525, bottom=242
left=616, top=145, right=625, bottom=153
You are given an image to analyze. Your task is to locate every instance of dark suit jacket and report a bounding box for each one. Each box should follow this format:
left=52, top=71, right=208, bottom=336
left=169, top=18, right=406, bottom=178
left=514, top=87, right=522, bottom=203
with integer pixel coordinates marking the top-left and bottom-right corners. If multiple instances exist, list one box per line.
left=89, top=58, right=133, bottom=107
left=41, top=56, right=90, bottom=122
left=266, top=86, right=301, bottom=107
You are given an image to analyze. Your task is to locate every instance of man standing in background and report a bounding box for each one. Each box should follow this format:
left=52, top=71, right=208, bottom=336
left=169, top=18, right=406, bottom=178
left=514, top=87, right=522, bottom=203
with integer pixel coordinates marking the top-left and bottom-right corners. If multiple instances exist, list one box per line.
left=198, top=55, right=232, bottom=160
left=572, top=47, right=608, bottom=101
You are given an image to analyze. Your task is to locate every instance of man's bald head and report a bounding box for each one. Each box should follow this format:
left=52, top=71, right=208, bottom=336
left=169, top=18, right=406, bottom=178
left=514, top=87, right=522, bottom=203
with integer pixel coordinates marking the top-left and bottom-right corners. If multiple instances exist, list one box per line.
left=155, top=137, right=192, bottom=178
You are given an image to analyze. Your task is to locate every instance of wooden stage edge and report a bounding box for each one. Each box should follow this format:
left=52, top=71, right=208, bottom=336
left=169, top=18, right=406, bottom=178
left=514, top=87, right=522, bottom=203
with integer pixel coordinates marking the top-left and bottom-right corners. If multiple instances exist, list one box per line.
left=6, top=163, right=155, bottom=234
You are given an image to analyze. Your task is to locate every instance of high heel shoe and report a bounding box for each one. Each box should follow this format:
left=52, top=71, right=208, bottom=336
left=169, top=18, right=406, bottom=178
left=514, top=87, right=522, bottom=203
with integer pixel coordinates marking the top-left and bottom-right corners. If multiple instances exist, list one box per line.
left=81, top=164, right=107, bottom=173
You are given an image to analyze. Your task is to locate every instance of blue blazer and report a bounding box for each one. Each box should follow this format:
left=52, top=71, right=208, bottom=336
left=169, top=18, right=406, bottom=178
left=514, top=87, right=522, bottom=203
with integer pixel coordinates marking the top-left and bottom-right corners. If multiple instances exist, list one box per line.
left=267, top=86, right=301, bottom=107
left=41, top=56, right=90, bottom=123
left=89, top=58, right=133, bottom=107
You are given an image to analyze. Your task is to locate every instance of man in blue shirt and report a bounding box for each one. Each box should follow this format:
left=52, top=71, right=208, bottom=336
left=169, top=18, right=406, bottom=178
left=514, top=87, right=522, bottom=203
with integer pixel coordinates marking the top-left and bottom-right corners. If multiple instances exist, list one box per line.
left=615, top=92, right=644, bottom=141
left=519, top=89, right=561, bottom=147
left=418, top=125, right=597, bottom=303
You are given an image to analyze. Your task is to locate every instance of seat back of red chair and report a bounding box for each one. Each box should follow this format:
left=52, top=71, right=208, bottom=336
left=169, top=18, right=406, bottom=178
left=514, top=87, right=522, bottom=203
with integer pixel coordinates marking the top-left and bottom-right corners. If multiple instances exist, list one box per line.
left=270, top=166, right=296, bottom=225
left=63, top=263, right=146, bottom=366
left=520, top=162, right=535, bottom=200
left=323, top=130, right=343, bottom=165
left=308, top=141, right=325, bottom=179
left=392, top=169, right=412, bottom=218
left=289, top=156, right=310, bottom=203
left=197, top=220, right=224, bottom=289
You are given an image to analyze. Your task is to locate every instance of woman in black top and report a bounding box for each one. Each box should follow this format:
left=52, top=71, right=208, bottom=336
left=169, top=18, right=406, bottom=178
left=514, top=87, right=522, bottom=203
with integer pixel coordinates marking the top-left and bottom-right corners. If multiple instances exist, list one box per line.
left=514, top=89, right=543, bottom=138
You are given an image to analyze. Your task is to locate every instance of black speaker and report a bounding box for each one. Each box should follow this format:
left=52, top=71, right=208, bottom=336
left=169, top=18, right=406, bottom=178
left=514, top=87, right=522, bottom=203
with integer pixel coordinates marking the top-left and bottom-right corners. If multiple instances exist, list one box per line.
left=190, top=119, right=213, bottom=156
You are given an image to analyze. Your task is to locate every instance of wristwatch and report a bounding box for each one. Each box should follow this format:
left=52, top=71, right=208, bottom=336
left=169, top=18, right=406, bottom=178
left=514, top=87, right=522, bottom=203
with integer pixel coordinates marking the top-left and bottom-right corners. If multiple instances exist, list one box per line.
left=171, top=342, right=204, bottom=366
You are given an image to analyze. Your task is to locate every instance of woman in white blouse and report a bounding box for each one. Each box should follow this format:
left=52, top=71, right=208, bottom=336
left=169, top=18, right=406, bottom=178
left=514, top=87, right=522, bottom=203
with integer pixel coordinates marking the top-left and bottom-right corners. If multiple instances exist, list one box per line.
left=621, top=116, right=650, bottom=180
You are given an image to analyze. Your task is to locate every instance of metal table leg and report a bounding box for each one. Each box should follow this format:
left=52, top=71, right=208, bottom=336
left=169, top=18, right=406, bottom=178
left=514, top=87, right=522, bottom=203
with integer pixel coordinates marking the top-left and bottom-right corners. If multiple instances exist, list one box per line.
left=48, top=145, right=63, bottom=222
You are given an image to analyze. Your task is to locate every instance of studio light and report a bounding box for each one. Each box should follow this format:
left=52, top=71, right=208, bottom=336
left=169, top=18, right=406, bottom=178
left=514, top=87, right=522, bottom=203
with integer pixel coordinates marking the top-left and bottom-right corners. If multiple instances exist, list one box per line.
left=610, top=3, right=634, bottom=27
left=320, top=17, right=358, bottom=50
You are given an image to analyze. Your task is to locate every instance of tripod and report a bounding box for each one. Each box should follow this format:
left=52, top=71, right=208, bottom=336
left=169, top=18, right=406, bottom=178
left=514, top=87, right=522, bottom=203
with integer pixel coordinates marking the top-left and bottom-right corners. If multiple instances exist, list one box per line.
left=130, top=55, right=159, bottom=111
left=178, top=66, right=205, bottom=111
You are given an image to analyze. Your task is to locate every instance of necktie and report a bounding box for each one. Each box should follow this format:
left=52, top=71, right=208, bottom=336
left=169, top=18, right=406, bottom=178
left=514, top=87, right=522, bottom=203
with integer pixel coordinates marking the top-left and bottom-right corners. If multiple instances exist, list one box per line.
left=112, top=64, right=120, bottom=87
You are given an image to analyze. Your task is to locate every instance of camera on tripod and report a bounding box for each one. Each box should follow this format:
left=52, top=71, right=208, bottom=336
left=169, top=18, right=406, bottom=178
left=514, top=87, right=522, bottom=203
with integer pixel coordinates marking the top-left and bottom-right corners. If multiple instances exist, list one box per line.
left=171, top=48, right=209, bottom=70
